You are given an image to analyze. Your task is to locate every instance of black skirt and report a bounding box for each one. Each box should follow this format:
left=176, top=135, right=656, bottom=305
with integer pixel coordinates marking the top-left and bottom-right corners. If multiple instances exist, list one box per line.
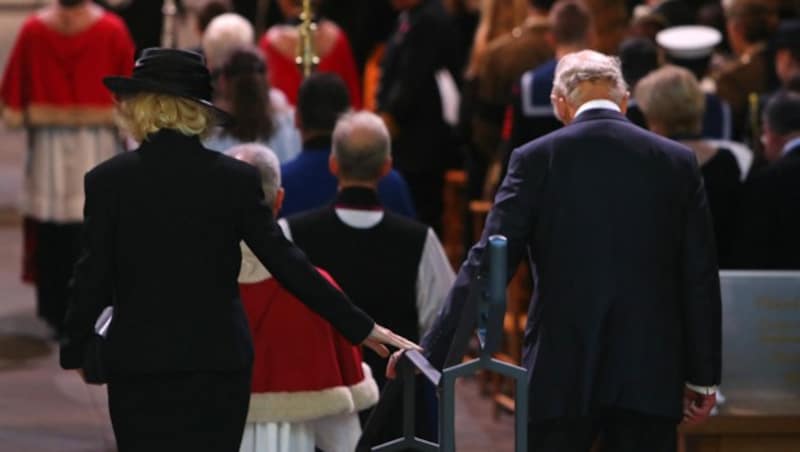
left=107, top=370, right=251, bottom=452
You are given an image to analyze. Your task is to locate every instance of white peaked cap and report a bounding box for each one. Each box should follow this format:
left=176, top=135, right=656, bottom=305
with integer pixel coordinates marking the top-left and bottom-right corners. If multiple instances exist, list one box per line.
left=656, top=25, right=723, bottom=59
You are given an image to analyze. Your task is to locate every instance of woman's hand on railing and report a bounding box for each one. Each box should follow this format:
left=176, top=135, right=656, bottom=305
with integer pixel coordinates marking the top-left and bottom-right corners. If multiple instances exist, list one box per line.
left=363, top=324, right=421, bottom=359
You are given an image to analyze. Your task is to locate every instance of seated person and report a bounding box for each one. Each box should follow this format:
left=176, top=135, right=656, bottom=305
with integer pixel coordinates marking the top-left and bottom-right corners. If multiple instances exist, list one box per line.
left=202, top=14, right=301, bottom=161
left=205, top=46, right=301, bottom=162
left=636, top=65, right=743, bottom=267
left=281, top=74, right=415, bottom=218
left=229, top=143, right=378, bottom=452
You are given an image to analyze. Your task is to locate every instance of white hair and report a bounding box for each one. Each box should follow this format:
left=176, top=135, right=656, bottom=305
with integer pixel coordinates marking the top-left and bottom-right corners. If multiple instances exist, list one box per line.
left=202, top=13, right=254, bottom=70
left=551, top=50, right=629, bottom=109
left=332, top=111, right=391, bottom=182
left=227, top=144, right=281, bottom=206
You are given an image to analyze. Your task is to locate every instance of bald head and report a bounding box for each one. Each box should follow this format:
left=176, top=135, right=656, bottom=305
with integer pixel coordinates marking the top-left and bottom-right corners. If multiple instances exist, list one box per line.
left=331, top=112, right=392, bottom=185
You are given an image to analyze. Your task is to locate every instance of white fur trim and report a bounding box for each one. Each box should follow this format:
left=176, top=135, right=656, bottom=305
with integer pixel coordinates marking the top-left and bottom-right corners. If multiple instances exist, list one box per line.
left=351, top=363, right=380, bottom=411
left=247, top=364, right=381, bottom=423
left=247, top=386, right=355, bottom=423
left=238, top=242, right=271, bottom=283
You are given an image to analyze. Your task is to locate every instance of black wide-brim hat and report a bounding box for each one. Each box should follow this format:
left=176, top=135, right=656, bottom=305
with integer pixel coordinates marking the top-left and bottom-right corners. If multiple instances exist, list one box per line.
left=103, top=48, right=232, bottom=124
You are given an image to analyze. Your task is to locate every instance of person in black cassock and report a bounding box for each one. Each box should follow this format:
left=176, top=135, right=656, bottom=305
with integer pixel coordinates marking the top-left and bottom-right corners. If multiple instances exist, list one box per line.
left=391, top=50, right=722, bottom=452
left=377, top=0, right=462, bottom=233
left=59, top=48, right=418, bottom=452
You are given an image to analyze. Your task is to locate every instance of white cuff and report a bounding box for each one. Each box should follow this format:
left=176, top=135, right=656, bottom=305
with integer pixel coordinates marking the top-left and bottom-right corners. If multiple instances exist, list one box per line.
left=685, top=382, right=718, bottom=395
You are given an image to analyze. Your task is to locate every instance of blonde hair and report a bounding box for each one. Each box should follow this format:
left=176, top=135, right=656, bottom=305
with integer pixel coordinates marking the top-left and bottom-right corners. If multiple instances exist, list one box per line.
left=634, top=65, right=705, bottom=137
left=115, top=93, right=216, bottom=142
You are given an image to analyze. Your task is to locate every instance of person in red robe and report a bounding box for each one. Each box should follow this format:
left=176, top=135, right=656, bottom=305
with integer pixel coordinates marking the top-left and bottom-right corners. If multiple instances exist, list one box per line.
left=0, top=0, right=134, bottom=336
left=230, top=143, right=378, bottom=452
left=259, top=0, right=362, bottom=108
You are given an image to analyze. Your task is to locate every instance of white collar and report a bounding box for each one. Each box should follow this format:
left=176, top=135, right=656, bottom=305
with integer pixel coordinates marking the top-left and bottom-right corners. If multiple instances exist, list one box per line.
left=575, top=99, right=622, bottom=118
left=334, top=208, right=384, bottom=229
left=781, top=137, right=800, bottom=157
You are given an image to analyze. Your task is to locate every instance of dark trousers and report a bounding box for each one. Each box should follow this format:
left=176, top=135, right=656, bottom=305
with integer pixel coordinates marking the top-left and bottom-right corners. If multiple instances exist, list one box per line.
left=400, top=170, right=444, bottom=234
left=108, top=370, right=251, bottom=452
left=35, top=222, right=82, bottom=335
left=528, top=408, right=677, bottom=452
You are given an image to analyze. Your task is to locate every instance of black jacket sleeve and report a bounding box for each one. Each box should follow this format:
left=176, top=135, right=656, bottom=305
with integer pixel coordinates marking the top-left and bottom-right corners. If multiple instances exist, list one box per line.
left=238, top=166, right=375, bottom=344
left=681, top=158, right=723, bottom=386
left=60, top=171, right=115, bottom=369
left=422, top=147, right=543, bottom=368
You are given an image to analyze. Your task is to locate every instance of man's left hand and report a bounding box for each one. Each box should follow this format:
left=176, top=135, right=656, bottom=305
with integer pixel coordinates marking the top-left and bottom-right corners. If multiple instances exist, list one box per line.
left=682, top=388, right=716, bottom=425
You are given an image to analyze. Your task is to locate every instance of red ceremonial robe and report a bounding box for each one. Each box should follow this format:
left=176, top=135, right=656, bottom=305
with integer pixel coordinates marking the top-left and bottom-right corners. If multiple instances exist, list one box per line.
left=259, top=27, right=362, bottom=109
left=0, top=11, right=134, bottom=127
left=239, top=267, right=378, bottom=422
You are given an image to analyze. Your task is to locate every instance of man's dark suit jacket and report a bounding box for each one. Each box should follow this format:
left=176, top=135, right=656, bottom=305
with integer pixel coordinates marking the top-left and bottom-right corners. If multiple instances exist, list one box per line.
left=60, top=129, right=374, bottom=374
left=423, top=109, right=722, bottom=421
left=733, top=145, right=800, bottom=269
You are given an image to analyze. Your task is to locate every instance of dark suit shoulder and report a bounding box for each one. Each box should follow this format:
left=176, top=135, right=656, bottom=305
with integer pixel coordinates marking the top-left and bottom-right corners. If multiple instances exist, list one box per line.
left=747, top=151, right=800, bottom=190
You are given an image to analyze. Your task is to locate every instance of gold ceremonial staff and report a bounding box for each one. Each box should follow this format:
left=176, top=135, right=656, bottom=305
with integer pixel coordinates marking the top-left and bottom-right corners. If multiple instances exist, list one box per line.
left=295, top=0, right=320, bottom=78
left=161, top=0, right=178, bottom=48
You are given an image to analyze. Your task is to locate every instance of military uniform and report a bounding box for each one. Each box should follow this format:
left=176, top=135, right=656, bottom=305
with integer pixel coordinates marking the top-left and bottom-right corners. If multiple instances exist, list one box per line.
left=469, top=16, right=552, bottom=197
left=473, top=16, right=552, bottom=159
left=713, top=44, right=771, bottom=140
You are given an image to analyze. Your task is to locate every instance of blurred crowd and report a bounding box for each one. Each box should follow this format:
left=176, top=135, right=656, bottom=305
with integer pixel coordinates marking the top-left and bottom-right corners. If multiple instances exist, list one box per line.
left=93, top=0, right=800, bottom=271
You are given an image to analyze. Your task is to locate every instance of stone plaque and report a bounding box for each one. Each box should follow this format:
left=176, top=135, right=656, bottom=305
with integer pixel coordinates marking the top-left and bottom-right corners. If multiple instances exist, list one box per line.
left=720, top=271, right=800, bottom=415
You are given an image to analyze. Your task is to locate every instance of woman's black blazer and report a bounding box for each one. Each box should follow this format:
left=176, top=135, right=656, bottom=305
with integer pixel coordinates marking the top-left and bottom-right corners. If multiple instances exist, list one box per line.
left=60, top=129, right=374, bottom=373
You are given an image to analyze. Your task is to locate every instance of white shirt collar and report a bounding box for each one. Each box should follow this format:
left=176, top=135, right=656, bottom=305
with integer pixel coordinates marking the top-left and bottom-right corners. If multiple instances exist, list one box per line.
left=781, top=137, right=800, bottom=157
left=575, top=99, right=622, bottom=118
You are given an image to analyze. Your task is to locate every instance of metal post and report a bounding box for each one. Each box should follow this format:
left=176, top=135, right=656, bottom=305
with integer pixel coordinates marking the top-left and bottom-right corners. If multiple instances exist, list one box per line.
left=363, top=235, right=528, bottom=452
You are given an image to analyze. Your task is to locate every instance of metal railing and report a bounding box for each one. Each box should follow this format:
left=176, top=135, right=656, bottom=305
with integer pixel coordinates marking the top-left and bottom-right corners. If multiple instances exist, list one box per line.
left=358, top=235, right=529, bottom=452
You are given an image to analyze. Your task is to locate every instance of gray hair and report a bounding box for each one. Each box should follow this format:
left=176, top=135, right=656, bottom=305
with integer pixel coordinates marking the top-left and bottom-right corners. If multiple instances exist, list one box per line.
left=635, top=65, right=705, bottom=136
left=332, top=111, right=391, bottom=182
left=551, top=50, right=629, bottom=108
left=202, top=13, right=254, bottom=70
left=227, top=144, right=282, bottom=206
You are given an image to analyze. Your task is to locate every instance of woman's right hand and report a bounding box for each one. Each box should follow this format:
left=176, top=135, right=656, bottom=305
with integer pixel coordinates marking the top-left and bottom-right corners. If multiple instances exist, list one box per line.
left=362, top=324, right=421, bottom=358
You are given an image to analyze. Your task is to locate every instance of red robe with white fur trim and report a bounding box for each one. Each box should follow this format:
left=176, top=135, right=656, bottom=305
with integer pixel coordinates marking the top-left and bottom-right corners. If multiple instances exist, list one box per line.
left=239, top=260, right=378, bottom=423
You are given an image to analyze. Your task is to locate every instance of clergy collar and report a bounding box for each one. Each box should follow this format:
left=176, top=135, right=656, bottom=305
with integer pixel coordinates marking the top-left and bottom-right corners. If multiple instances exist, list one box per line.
left=575, top=99, right=622, bottom=118
left=334, top=187, right=384, bottom=229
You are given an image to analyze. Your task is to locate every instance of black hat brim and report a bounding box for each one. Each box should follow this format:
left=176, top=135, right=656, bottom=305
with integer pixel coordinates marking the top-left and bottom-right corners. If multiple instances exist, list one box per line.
left=104, top=76, right=232, bottom=125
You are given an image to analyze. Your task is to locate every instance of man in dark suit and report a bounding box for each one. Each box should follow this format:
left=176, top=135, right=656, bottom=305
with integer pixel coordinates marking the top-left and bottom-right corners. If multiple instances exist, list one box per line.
left=392, top=50, right=722, bottom=451
left=734, top=91, right=800, bottom=269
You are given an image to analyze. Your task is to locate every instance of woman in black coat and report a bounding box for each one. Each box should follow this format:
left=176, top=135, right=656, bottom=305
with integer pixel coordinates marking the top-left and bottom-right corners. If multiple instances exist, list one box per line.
left=59, top=48, right=416, bottom=452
